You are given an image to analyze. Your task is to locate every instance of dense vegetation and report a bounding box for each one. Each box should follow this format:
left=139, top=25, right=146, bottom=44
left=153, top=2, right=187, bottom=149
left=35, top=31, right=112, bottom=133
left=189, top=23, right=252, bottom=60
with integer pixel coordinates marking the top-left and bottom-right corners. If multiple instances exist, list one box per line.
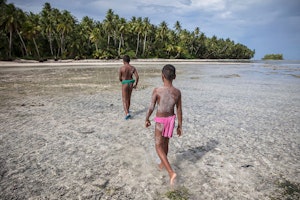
left=262, top=54, right=283, bottom=60
left=0, top=0, right=255, bottom=61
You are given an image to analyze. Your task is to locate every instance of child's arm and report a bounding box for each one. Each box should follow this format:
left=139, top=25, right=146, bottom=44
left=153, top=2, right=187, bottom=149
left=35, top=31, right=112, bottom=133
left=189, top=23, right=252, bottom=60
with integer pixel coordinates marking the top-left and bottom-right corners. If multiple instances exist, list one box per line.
left=133, top=67, right=139, bottom=89
left=176, top=91, right=182, bottom=136
left=145, top=89, right=157, bottom=127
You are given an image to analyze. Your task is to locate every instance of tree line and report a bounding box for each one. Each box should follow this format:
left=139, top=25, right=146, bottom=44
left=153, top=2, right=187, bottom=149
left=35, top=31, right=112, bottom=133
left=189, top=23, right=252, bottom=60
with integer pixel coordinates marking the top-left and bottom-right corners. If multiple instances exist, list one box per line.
left=0, top=0, right=255, bottom=61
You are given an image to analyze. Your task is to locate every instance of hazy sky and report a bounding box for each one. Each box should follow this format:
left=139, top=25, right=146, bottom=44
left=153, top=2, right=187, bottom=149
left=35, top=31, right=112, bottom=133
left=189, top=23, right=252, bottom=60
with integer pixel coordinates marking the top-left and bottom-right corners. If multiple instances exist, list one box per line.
left=7, top=0, right=300, bottom=60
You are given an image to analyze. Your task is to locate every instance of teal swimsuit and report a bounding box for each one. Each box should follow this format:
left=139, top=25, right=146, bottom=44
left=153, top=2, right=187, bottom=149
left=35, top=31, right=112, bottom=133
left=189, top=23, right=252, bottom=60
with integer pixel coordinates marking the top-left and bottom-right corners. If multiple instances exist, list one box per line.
left=122, top=79, right=135, bottom=85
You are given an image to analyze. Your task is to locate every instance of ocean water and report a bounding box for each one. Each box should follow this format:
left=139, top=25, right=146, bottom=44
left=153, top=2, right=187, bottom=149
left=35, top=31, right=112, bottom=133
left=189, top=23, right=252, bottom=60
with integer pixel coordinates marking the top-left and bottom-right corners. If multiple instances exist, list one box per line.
left=180, top=60, right=300, bottom=82
left=160, top=61, right=300, bottom=198
left=174, top=60, right=300, bottom=125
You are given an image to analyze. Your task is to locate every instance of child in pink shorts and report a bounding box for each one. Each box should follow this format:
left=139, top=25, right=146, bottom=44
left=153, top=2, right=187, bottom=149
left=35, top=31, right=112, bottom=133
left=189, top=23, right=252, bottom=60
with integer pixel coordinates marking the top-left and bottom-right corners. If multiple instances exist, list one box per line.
left=145, top=64, right=183, bottom=185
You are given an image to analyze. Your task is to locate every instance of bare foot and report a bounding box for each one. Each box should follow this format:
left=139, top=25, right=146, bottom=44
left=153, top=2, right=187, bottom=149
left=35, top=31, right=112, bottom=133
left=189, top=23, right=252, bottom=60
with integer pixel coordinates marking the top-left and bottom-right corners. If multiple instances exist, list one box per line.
left=170, top=172, right=177, bottom=186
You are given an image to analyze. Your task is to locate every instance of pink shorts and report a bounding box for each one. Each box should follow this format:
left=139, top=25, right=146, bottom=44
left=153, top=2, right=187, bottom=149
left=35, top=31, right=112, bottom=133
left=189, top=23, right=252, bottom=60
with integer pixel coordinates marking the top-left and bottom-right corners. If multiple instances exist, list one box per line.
left=154, top=115, right=176, bottom=138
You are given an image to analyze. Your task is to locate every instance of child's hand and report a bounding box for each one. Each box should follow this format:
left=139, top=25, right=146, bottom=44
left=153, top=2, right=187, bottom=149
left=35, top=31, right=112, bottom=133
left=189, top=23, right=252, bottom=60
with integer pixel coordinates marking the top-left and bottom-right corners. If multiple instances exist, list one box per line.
left=177, top=126, right=182, bottom=137
left=145, top=120, right=151, bottom=127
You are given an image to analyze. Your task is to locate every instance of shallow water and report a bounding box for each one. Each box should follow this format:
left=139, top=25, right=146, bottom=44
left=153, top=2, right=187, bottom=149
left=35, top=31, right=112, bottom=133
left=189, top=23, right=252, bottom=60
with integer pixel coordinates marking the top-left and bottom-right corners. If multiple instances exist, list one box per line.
left=165, top=61, right=300, bottom=199
left=0, top=61, right=299, bottom=199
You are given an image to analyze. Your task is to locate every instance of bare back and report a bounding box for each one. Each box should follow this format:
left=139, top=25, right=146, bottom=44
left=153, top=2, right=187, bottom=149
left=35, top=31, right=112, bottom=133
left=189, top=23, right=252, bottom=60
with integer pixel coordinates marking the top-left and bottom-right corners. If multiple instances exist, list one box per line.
left=154, top=86, right=181, bottom=117
left=119, top=64, right=136, bottom=81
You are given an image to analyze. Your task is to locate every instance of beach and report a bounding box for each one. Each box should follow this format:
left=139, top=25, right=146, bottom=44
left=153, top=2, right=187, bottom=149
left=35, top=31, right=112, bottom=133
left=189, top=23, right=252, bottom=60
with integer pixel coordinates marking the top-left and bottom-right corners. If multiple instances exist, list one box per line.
left=0, top=60, right=299, bottom=199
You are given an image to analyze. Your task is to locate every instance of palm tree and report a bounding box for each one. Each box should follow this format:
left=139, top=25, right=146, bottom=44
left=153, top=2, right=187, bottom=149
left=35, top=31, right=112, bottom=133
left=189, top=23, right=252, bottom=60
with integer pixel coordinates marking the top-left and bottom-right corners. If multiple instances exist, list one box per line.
left=68, top=23, right=88, bottom=59
left=174, top=21, right=182, bottom=35
left=40, top=3, right=55, bottom=57
left=166, top=44, right=175, bottom=57
left=116, top=17, right=127, bottom=57
left=90, top=27, right=101, bottom=52
left=176, top=29, right=191, bottom=58
left=23, top=12, right=42, bottom=59
left=80, top=16, right=94, bottom=53
left=165, top=30, right=176, bottom=58
left=194, top=27, right=200, bottom=36
left=189, top=27, right=200, bottom=56
left=205, top=35, right=219, bottom=58
left=16, top=9, right=28, bottom=56
left=0, top=3, right=26, bottom=58
left=133, top=17, right=143, bottom=57
left=56, top=10, right=75, bottom=57
left=156, top=21, right=168, bottom=42
left=152, top=21, right=169, bottom=58
left=103, top=9, right=115, bottom=48
left=0, top=0, right=6, bottom=6
left=175, top=45, right=185, bottom=58
left=142, top=17, right=151, bottom=56
left=194, top=33, right=206, bottom=58
left=51, top=8, right=61, bottom=58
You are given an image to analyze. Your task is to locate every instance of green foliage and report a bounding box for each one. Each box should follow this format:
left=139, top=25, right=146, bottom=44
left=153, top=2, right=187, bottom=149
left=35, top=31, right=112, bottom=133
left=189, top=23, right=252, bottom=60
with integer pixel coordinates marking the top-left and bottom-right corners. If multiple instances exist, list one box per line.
left=165, top=187, right=190, bottom=200
left=0, top=1, right=255, bottom=61
left=262, top=54, right=283, bottom=60
left=125, top=50, right=137, bottom=59
left=92, top=49, right=115, bottom=59
left=278, top=179, right=300, bottom=196
left=270, top=178, right=300, bottom=200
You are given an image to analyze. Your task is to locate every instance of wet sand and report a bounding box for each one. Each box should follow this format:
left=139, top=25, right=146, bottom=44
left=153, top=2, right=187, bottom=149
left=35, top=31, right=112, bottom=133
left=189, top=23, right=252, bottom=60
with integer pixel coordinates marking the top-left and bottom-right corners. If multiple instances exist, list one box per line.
left=0, top=60, right=299, bottom=199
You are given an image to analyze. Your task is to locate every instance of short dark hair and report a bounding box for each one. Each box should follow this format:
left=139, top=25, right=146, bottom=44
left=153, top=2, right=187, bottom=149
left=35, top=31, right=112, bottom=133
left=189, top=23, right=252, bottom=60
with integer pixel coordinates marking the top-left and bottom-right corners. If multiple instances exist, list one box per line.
left=162, top=64, right=176, bottom=80
left=123, top=55, right=130, bottom=63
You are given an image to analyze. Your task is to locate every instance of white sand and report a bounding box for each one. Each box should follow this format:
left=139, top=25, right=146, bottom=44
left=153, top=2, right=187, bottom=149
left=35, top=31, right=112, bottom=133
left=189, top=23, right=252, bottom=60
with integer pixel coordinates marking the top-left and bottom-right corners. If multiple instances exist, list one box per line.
left=0, top=60, right=299, bottom=199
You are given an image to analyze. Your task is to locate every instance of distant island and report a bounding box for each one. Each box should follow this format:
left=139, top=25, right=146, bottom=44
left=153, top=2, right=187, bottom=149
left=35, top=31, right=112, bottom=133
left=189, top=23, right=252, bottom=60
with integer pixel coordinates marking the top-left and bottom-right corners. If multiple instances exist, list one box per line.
left=262, top=54, right=283, bottom=60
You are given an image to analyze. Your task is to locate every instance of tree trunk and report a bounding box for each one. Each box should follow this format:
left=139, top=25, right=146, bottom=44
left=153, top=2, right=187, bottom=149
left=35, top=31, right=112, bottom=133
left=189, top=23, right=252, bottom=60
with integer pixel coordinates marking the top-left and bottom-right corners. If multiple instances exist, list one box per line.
left=135, top=32, right=140, bottom=57
left=143, top=33, right=147, bottom=56
left=107, top=35, right=110, bottom=48
left=17, top=30, right=28, bottom=56
left=60, top=33, right=64, bottom=56
left=95, top=43, right=98, bottom=52
left=113, top=31, right=117, bottom=46
left=118, top=33, right=123, bottom=57
left=55, top=36, right=60, bottom=59
left=48, top=34, right=54, bottom=56
left=9, top=28, right=12, bottom=59
left=33, top=38, right=40, bottom=59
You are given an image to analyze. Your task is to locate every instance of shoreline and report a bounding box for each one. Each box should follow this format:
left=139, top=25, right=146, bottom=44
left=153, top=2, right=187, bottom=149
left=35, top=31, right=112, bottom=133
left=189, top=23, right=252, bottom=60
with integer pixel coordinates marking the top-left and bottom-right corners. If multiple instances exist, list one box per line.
left=1, top=58, right=299, bottom=69
left=0, top=58, right=253, bottom=68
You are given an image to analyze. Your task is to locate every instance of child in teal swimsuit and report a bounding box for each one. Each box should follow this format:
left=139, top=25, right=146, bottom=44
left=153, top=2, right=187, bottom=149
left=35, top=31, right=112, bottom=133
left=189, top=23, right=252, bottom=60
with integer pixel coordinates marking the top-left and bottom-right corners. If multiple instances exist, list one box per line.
left=119, top=55, right=139, bottom=120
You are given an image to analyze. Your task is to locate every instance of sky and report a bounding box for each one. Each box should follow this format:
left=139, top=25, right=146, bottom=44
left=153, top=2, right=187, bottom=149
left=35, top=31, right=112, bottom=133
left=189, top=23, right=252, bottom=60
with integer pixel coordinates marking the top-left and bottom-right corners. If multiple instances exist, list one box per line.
left=7, top=0, right=300, bottom=60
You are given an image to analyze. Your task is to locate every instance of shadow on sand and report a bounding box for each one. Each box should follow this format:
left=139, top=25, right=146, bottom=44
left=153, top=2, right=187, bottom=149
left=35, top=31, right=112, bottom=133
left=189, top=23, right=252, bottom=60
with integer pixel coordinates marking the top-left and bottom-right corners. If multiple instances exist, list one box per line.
left=176, top=139, right=219, bottom=163
left=132, top=107, right=148, bottom=117
left=167, top=139, right=219, bottom=194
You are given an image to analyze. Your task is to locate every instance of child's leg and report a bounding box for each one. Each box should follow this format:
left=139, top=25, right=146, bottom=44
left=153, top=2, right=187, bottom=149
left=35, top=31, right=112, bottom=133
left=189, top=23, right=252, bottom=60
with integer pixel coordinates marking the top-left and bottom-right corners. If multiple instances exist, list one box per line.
left=158, top=138, right=169, bottom=170
left=122, top=84, right=130, bottom=116
left=163, top=138, right=169, bottom=156
left=128, top=84, right=133, bottom=111
left=155, top=123, right=176, bottom=185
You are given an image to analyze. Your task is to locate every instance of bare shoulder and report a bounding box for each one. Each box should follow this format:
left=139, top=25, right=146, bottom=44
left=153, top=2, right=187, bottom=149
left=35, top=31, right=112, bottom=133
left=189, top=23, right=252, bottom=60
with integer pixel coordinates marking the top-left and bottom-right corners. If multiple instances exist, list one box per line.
left=151, top=88, right=159, bottom=101
left=153, top=87, right=159, bottom=94
left=130, top=64, right=137, bottom=72
left=173, top=86, right=181, bottom=95
left=156, top=86, right=165, bottom=93
left=119, top=65, right=125, bottom=71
